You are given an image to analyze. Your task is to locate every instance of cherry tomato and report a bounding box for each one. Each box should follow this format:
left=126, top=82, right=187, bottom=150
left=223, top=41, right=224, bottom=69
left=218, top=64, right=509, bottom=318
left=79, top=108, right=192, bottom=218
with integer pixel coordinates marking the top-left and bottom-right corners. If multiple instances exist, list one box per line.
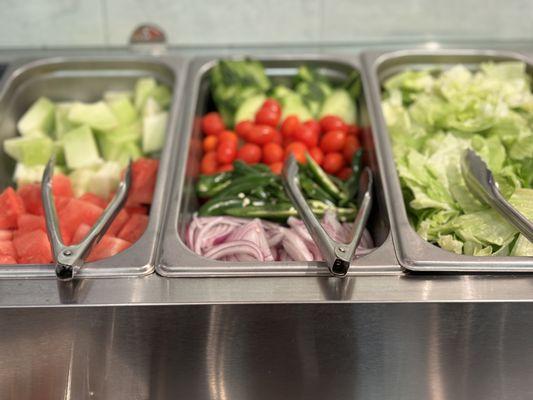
left=202, top=136, right=218, bottom=153
left=320, top=130, right=347, bottom=153
left=237, top=143, right=262, bottom=164
left=281, top=115, right=300, bottom=138
left=218, top=130, right=238, bottom=144
left=200, top=151, right=218, bottom=174
left=347, top=124, right=361, bottom=137
left=293, top=124, right=318, bottom=148
left=255, top=107, right=280, bottom=127
left=262, top=98, right=281, bottom=114
left=247, top=125, right=276, bottom=145
left=269, top=162, right=283, bottom=175
left=218, top=163, right=234, bottom=173
left=303, top=120, right=321, bottom=136
left=343, top=135, right=361, bottom=164
left=308, top=147, right=324, bottom=165
left=319, top=115, right=348, bottom=133
left=201, top=112, right=225, bottom=136
left=235, top=120, right=254, bottom=139
left=285, top=141, right=308, bottom=164
left=262, top=142, right=284, bottom=164
left=322, top=152, right=344, bottom=174
left=337, top=167, right=352, bottom=180
left=216, top=140, right=237, bottom=164
left=272, top=130, right=283, bottom=145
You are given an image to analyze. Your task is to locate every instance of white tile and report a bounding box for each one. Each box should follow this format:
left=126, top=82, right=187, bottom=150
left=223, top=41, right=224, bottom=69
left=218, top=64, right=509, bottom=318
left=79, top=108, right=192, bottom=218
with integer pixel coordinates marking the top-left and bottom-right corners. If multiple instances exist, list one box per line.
left=321, top=0, right=533, bottom=42
left=105, top=0, right=321, bottom=45
left=0, top=0, right=106, bottom=47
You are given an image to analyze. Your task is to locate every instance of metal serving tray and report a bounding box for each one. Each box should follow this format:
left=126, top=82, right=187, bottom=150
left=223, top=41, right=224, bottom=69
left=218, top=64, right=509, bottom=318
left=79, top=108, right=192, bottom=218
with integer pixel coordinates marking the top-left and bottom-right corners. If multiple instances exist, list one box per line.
left=0, top=55, right=186, bottom=278
left=362, top=49, right=533, bottom=272
left=157, top=55, right=400, bottom=277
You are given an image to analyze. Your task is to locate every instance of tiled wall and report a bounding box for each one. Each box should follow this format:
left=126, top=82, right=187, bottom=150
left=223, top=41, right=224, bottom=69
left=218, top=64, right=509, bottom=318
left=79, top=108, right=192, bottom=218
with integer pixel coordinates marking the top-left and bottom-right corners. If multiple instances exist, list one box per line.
left=1, top=0, right=532, bottom=48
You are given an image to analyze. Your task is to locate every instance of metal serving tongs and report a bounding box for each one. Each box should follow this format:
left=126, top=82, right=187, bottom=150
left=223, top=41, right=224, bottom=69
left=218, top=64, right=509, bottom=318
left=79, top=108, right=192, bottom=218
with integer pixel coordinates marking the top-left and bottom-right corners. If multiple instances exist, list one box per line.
left=282, top=155, right=373, bottom=277
left=461, top=148, right=533, bottom=243
left=41, top=157, right=132, bottom=281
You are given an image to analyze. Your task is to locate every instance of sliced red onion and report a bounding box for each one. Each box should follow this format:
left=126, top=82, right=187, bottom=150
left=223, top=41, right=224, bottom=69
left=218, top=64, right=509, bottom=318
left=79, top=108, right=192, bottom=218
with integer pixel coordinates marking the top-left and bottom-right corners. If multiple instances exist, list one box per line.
left=281, top=228, right=314, bottom=261
left=203, top=240, right=264, bottom=261
left=227, top=219, right=274, bottom=261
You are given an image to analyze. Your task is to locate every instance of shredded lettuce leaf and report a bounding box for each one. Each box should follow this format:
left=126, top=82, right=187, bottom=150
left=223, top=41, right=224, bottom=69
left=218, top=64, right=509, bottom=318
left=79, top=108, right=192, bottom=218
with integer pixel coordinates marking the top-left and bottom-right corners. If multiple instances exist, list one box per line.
left=382, top=62, right=533, bottom=256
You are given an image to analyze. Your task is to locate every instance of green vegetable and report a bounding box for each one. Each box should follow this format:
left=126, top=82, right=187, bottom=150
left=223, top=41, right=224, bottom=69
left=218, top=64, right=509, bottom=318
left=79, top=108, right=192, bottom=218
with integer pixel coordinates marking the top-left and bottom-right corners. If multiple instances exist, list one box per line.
left=319, top=89, right=357, bottom=125
left=210, top=60, right=271, bottom=127
left=272, top=85, right=313, bottom=121
left=382, top=61, right=533, bottom=256
left=343, top=149, right=364, bottom=203
left=234, top=94, right=266, bottom=124
left=294, top=66, right=332, bottom=117
left=305, top=153, right=347, bottom=202
left=224, top=202, right=357, bottom=221
left=196, top=172, right=233, bottom=198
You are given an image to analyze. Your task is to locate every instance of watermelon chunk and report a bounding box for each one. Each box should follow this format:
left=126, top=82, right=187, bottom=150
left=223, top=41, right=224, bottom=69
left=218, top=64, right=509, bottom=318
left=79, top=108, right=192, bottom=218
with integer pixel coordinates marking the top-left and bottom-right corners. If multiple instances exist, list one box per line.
left=13, top=230, right=52, bottom=264
left=58, top=199, right=103, bottom=239
left=0, top=255, right=17, bottom=264
left=107, top=209, right=129, bottom=236
left=79, top=193, right=107, bottom=209
left=0, top=240, right=16, bottom=258
left=16, top=213, right=72, bottom=245
left=0, top=230, right=13, bottom=241
left=125, top=205, right=148, bottom=215
left=52, top=174, right=74, bottom=198
left=87, top=236, right=131, bottom=262
left=128, top=158, right=159, bottom=205
left=0, top=187, right=25, bottom=229
left=18, top=182, right=72, bottom=216
left=117, top=213, right=149, bottom=243
left=71, top=223, right=91, bottom=245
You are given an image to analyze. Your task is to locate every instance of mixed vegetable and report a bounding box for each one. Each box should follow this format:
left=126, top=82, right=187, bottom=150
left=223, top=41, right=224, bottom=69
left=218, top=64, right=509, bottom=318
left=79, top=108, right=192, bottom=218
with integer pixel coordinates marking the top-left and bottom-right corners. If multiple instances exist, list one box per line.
left=382, top=61, right=533, bottom=256
left=0, top=78, right=170, bottom=264
left=189, top=60, right=374, bottom=262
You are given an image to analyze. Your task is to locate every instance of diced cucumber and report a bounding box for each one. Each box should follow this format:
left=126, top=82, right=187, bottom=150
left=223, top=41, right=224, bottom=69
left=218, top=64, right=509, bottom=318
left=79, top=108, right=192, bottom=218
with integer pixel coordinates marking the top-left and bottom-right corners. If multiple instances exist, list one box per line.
left=62, top=125, right=102, bottom=169
left=149, top=85, right=172, bottom=108
left=3, top=136, right=54, bottom=166
left=88, top=161, right=121, bottom=199
left=54, top=103, right=75, bottom=140
left=143, top=97, right=161, bottom=117
left=17, top=97, right=56, bottom=136
left=108, top=97, right=139, bottom=125
left=103, top=90, right=133, bottom=103
left=234, top=94, right=266, bottom=125
left=142, top=112, right=168, bottom=153
left=67, top=101, right=119, bottom=131
left=134, top=77, right=157, bottom=110
left=319, top=89, right=357, bottom=125
left=13, top=163, right=65, bottom=186
left=69, top=168, right=96, bottom=197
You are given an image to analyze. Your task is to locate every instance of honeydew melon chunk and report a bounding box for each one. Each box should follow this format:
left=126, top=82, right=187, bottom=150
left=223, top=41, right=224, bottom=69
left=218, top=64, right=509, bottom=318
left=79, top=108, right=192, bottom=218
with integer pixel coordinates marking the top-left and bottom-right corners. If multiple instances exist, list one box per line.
left=62, top=125, right=102, bottom=169
left=103, top=90, right=133, bottom=103
left=142, top=112, right=168, bottom=153
left=116, top=142, right=142, bottom=167
left=143, top=97, right=161, bottom=117
left=150, top=85, right=172, bottom=109
left=13, top=163, right=65, bottom=186
left=88, top=161, right=121, bottom=199
left=67, top=101, right=119, bottom=131
left=17, top=97, right=55, bottom=136
left=97, top=124, right=141, bottom=162
left=69, top=168, right=96, bottom=197
left=108, top=97, right=139, bottom=125
left=54, top=103, right=76, bottom=139
left=134, top=77, right=157, bottom=110
left=3, top=136, right=54, bottom=166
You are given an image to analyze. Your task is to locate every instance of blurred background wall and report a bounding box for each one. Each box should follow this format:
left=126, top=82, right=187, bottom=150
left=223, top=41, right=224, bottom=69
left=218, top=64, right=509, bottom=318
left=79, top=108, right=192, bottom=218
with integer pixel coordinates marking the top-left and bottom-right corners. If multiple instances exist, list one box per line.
left=1, top=0, right=532, bottom=48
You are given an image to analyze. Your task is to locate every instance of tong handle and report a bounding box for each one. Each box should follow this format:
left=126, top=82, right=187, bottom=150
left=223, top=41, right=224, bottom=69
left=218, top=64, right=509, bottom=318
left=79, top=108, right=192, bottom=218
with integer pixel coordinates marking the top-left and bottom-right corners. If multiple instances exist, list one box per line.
left=282, top=155, right=373, bottom=277
left=42, top=158, right=132, bottom=280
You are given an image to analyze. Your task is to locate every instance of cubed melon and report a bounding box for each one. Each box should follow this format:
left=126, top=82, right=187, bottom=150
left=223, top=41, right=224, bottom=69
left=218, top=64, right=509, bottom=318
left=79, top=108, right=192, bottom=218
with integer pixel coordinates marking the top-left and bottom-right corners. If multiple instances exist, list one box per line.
left=62, top=125, right=102, bottom=169
left=17, top=97, right=55, bottom=136
left=67, top=101, right=118, bottom=131
left=3, top=136, right=54, bottom=166
left=142, top=112, right=167, bottom=153
left=134, top=77, right=157, bottom=110
left=108, top=97, right=138, bottom=125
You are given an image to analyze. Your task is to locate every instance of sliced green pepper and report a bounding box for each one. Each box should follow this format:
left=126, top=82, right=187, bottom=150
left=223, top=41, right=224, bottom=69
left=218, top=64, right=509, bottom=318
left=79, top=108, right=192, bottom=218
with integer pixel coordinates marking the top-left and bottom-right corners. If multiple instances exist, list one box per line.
left=305, top=153, right=348, bottom=202
left=196, top=171, right=233, bottom=198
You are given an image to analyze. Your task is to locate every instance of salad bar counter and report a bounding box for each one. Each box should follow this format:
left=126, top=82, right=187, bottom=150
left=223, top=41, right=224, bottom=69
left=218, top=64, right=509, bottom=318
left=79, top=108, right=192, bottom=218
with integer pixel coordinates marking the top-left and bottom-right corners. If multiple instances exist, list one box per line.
left=0, top=42, right=532, bottom=400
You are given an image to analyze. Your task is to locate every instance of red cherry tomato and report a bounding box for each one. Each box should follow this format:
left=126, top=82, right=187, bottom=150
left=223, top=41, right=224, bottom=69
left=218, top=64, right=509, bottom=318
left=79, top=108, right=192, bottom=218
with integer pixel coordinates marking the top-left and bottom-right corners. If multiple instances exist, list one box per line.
left=319, top=115, right=348, bottom=133
left=308, top=147, right=324, bottom=165
left=272, top=130, right=283, bottom=145
left=202, top=136, right=218, bottom=153
left=262, top=142, right=284, bottom=164
left=201, top=112, right=225, bottom=136
left=303, top=120, right=321, bottom=136
left=281, top=115, right=300, bottom=138
left=216, top=140, right=237, bottom=164
left=322, top=153, right=344, bottom=174
left=235, top=120, right=254, bottom=139
left=237, top=143, right=262, bottom=164
left=269, top=162, right=283, bottom=175
left=347, top=124, right=361, bottom=137
left=247, top=125, right=276, bottom=145
left=320, top=130, right=347, bottom=153
left=343, top=135, right=361, bottom=164
left=218, top=163, right=234, bottom=173
left=293, top=124, right=318, bottom=148
left=284, top=141, right=308, bottom=164
left=255, top=107, right=280, bottom=127
left=262, top=98, right=281, bottom=114
left=200, top=151, right=218, bottom=174
left=337, top=167, right=352, bottom=180
left=218, top=130, right=238, bottom=144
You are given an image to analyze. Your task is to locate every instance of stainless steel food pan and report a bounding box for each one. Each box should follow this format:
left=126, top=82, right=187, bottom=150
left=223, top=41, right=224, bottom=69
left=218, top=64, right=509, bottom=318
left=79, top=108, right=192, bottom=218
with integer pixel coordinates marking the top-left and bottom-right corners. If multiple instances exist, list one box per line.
left=362, top=49, right=533, bottom=272
left=157, top=55, right=400, bottom=277
left=0, top=55, right=186, bottom=278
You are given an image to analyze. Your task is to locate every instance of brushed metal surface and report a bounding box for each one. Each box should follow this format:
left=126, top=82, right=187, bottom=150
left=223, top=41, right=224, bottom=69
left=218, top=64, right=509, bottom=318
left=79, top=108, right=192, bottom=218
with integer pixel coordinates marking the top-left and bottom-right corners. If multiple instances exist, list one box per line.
left=361, top=48, right=533, bottom=272
left=0, top=55, right=187, bottom=278
left=158, top=54, right=400, bottom=277
left=2, top=303, right=533, bottom=400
